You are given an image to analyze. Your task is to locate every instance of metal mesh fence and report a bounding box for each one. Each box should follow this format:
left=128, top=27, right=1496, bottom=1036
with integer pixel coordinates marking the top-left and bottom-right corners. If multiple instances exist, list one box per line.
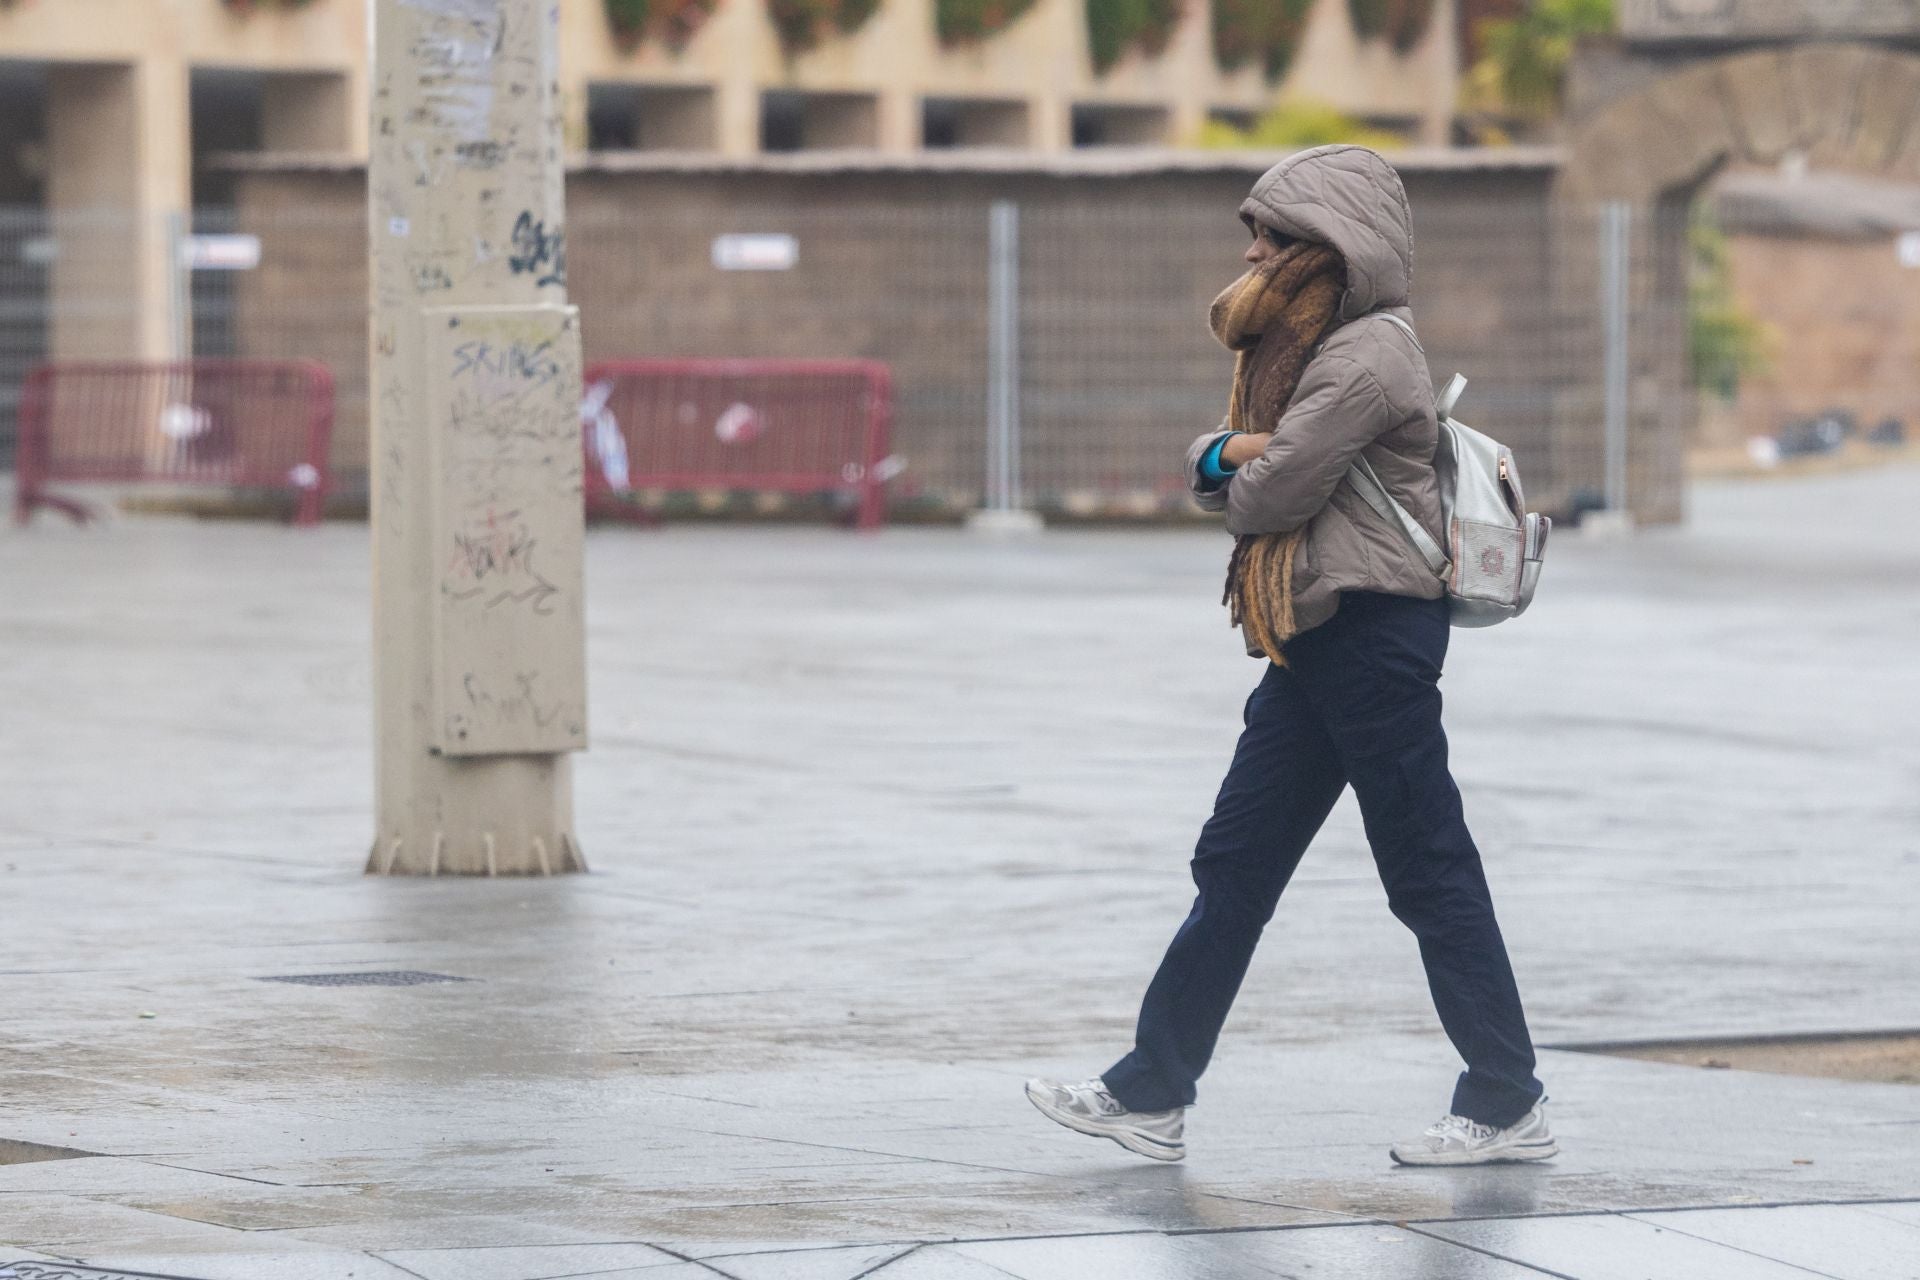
left=1, top=197, right=1708, bottom=522
left=568, top=204, right=989, bottom=516
left=0, top=207, right=147, bottom=471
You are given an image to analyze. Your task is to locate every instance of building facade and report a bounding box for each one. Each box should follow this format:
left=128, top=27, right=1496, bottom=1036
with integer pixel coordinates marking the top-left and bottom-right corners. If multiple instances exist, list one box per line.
left=0, top=0, right=1459, bottom=370
left=0, top=0, right=1461, bottom=202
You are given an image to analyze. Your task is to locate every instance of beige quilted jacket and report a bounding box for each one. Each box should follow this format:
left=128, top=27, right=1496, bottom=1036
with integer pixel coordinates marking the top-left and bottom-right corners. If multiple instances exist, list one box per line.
left=1188, top=145, right=1447, bottom=648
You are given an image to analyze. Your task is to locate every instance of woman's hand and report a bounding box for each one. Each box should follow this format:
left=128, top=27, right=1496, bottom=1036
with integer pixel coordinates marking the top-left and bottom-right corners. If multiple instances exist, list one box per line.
left=1220, top=432, right=1273, bottom=468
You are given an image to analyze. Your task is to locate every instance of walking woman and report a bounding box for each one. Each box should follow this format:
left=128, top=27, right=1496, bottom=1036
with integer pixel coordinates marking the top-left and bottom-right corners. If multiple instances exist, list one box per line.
left=1026, top=146, right=1555, bottom=1167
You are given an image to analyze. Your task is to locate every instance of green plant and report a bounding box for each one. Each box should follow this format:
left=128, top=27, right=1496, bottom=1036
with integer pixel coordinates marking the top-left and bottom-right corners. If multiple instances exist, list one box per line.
left=769, top=0, right=881, bottom=53
left=1212, top=0, right=1313, bottom=82
left=1689, top=213, right=1771, bottom=401
left=1085, top=0, right=1186, bottom=74
left=1196, top=98, right=1405, bottom=150
left=1348, top=0, right=1435, bottom=53
left=604, top=0, right=722, bottom=53
left=1455, top=0, right=1527, bottom=64
left=1462, top=0, right=1613, bottom=119
left=935, top=0, right=1039, bottom=46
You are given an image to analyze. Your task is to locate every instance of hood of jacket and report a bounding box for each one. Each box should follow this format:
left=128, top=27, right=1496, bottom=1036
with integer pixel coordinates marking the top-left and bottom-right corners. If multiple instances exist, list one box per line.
left=1239, top=144, right=1413, bottom=322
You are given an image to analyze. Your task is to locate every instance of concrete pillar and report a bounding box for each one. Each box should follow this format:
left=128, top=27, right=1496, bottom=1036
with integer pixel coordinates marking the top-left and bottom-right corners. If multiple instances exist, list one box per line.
left=877, top=87, right=919, bottom=154
left=368, top=0, right=590, bottom=876
left=716, top=74, right=761, bottom=156
left=559, top=70, right=592, bottom=153
left=1420, top=0, right=1460, bottom=146
left=1167, top=99, right=1206, bottom=148
left=46, top=58, right=188, bottom=361
left=1031, top=95, right=1072, bottom=152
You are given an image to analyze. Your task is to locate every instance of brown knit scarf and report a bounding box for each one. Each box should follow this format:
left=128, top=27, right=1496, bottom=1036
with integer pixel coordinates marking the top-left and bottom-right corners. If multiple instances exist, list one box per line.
left=1208, top=242, right=1346, bottom=664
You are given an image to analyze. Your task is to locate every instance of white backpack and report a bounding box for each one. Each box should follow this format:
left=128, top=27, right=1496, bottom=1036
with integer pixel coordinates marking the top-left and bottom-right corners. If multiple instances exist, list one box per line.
left=1345, top=315, right=1550, bottom=627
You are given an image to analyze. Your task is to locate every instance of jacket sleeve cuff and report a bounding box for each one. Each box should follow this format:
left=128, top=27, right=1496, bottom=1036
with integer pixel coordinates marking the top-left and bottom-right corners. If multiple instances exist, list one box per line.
left=1197, top=435, right=1238, bottom=489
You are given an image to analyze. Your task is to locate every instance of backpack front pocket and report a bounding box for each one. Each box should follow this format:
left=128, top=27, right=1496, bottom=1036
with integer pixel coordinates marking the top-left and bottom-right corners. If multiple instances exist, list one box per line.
left=1450, top=519, right=1526, bottom=606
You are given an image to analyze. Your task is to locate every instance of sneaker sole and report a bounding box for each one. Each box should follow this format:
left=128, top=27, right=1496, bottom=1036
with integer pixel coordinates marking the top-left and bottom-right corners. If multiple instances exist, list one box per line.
left=1390, top=1138, right=1560, bottom=1167
left=1024, top=1082, right=1186, bottom=1163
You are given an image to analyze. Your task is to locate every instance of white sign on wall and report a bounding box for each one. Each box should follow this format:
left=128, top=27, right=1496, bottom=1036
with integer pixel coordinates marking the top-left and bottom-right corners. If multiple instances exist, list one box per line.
left=712, top=233, right=798, bottom=271
left=1898, top=231, right=1920, bottom=270
left=181, top=234, right=263, bottom=271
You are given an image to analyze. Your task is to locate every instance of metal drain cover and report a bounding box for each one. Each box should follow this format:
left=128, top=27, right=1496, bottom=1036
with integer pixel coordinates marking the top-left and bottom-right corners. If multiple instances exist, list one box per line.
left=258, top=970, right=470, bottom=987
left=2, top=1265, right=204, bottom=1279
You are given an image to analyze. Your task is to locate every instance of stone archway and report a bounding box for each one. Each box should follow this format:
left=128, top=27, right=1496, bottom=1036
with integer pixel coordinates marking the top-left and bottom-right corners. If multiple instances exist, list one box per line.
left=1541, top=43, right=1920, bottom=524
left=1561, top=42, right=1920, bottom=202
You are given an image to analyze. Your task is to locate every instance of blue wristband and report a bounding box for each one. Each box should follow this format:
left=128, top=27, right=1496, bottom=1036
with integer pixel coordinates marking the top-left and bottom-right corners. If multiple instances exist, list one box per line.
left=1198, top=435, right=1238, bottom=486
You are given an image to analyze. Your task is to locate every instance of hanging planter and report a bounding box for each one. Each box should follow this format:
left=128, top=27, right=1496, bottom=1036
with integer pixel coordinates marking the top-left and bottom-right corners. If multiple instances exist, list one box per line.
left=1085, top=0, right=1185, bottom=76
left=769, top=0, right=882, bottom=54
left=1213, top=0, right=1312, bottom=82
left=1456, top=0, right=1526, bottom=65
left=935, top=0, right=1039, bottom=46
left=604, top=0, right=722, bottom=53
left=1348, top=0, right=1435, bottom=54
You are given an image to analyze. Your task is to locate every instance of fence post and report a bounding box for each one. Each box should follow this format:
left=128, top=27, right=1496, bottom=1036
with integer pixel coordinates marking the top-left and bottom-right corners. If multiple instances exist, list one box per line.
left=1600, top=201, right=1632, bottom=521
left=970, top=199, right=1042, bottom=533
left=165, top=210, right=189, bottom=361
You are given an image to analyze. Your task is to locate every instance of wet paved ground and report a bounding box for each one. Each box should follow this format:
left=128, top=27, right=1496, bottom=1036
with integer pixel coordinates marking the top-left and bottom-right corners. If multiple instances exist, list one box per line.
left=2, top=464, right=1918, bottom=1278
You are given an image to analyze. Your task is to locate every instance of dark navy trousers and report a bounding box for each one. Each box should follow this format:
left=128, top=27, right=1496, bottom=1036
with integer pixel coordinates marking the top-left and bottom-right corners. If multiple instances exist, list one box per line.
left=1103, top=591, right=1544, bottom=1128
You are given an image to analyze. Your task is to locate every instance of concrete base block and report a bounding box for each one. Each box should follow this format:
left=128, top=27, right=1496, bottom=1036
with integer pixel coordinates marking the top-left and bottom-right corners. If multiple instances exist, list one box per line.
left=966, top=507, right=1045, bottom=536
left=1578, top=508, right=1638, bottom=539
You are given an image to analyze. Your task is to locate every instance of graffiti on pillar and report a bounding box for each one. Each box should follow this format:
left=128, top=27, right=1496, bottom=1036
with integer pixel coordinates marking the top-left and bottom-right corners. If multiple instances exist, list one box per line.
left=508, top=211, right=567, bottom=288
left=443, top=508, right=562, bottom=614
left=426, top=305, right=587, bottom=756
left=370, top=0, right=583, bottom=762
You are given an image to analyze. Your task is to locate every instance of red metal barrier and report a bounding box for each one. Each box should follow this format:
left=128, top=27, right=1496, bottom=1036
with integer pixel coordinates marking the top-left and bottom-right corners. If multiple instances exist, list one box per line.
left=14, top=359, right=336, bottom=527
left=581, top=358, right=894, bottom=530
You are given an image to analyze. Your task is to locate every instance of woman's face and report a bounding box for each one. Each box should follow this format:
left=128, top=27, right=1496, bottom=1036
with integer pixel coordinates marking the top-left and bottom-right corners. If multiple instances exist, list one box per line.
left=1244, top=225, right=1293, bottom=266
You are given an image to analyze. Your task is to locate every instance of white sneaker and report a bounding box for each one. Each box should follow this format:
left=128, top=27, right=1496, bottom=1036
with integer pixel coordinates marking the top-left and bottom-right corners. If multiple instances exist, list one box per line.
left=1024, top=1077, right=1186, bottom=1162
left=1391, top=1103, right=1558, bottom=1166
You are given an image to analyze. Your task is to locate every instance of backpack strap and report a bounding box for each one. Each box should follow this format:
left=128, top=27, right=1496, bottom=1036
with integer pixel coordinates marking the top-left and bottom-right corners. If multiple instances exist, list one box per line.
left=1375, top=310, right=1421, bottom=348
left=1347, top=455, right=1449, bottom=577
left=1376, top=312, right=1470, bottom=419
left=1344, top=309, right=1452, bottom=577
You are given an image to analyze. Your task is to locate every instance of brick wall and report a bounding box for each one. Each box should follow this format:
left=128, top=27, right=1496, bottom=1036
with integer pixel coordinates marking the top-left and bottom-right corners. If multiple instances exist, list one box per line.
left=226, top=153, right=1686, bottom=522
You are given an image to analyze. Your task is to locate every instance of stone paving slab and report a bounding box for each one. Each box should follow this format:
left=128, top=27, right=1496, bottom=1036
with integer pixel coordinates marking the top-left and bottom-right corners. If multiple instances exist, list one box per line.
left=711, top=1245, right=920, bottom=1280
left=943, top=1227, right=1550, bottom=1279
left=358, top=1241, right=683, bottom=1280
left=2, top=465, right=1919, bottom=1276
left=60, top=1256, right=422, bottom=1280
left=1419, top=1212, right=1840, bottom=1280
left=1624, top=1203, right=1920, bottom=1280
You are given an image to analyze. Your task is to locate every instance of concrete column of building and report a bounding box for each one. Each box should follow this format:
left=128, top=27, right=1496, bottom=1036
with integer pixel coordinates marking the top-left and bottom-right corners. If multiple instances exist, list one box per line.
left=1421, top=0, right=1460, bottom=146
left=368, top=0, right=590, bottom=876
left=1166, top=99, right=1207, bottom=148
left=559, top=66, right=593, bottom=152
left=709, top=0, right=765, bottom=156
left=1030, top=95, right=1072, bottom=152
left=714, top=75, right=761, bottom=156
left=1164, top=0, right=1217, bottom=147
left=878, top=86, right=920, bottom=153
left=46, top=57, right=190, bottom=361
